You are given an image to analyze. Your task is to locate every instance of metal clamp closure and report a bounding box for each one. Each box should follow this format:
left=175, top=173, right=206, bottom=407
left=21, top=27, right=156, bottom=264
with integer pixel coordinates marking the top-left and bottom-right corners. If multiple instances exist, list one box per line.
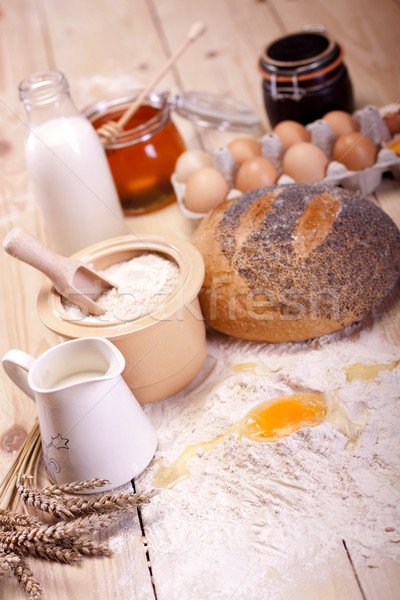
left=269, top=66, right=306, bottom=101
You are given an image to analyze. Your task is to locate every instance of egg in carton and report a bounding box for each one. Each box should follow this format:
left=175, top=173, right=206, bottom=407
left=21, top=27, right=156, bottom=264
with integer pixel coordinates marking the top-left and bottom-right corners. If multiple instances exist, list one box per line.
left=172, top=171, right=241, bottom=221
left=304, top=105, right=400, bottom=196
left=172, top=105, right=400, bottom=220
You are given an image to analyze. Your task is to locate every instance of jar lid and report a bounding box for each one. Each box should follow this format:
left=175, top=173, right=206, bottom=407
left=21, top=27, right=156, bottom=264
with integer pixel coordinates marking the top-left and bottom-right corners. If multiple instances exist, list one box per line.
left=172, top=91, right=262, bottom=133
left=259, top=26, right=342, bottom=82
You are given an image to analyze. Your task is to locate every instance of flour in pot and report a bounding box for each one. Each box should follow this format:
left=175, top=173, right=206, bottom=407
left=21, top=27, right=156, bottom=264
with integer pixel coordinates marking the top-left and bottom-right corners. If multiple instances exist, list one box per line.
left=62, top=252, right=180, bottom=322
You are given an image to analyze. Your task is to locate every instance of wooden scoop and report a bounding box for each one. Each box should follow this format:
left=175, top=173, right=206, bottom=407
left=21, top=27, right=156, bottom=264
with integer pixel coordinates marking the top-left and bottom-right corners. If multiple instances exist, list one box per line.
left=97, top=21, right=206, bottom=143
left=3, top=228, right=115, bottom=316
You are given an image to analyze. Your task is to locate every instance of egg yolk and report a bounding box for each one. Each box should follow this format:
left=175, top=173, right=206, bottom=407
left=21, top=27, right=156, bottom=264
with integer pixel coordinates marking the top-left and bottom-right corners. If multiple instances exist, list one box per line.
left=240, top=394, right=327, bottom=440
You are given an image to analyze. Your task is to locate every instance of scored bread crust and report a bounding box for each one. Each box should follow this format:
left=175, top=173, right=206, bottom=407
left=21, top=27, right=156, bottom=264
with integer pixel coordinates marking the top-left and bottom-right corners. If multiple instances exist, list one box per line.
left=192, top=184, right=400, bottom=342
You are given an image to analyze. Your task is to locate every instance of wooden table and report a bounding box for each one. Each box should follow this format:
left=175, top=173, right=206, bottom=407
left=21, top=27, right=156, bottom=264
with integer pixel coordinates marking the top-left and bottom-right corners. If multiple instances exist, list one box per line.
left=1, top=1, right=400, bottom=598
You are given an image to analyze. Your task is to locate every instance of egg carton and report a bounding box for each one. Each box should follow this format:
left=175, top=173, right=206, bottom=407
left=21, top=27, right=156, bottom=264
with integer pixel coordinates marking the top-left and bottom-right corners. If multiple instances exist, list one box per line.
left=173, top=104, right=400, bottom=220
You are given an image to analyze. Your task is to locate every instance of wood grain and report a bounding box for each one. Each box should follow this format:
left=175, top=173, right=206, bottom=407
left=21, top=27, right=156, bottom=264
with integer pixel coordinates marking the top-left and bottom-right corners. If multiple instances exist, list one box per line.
left=268, top=0, right=400, bottom=109
left=354, top=557, right=400, bottom=600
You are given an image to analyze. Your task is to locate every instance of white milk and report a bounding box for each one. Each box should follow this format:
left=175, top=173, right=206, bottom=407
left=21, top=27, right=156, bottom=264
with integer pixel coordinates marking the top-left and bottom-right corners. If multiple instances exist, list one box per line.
left=54, top=369, right=106, bottom=388
left=25, top=115, right=126, bottom=255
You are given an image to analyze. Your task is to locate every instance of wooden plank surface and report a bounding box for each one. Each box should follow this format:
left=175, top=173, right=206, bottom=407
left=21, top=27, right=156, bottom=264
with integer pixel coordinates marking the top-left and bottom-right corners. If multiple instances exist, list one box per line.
left=0, top=0, right=399, bottom=598
left=0, top=504, right=155, bottom=600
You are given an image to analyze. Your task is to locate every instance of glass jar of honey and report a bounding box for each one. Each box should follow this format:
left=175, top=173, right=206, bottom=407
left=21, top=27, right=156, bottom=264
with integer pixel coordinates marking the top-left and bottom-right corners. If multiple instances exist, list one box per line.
left=258, top=27, right=354, bottom=127
left=84, top=90, right=186, bottom=215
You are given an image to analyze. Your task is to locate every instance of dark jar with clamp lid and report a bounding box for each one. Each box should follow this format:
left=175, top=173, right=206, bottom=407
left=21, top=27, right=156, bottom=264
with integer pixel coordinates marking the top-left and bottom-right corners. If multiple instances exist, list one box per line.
left=258, top=27, right=354, bottom=127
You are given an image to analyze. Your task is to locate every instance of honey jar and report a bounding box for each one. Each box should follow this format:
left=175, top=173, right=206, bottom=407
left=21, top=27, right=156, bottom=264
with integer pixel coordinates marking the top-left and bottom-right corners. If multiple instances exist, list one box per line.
left=258, top=27, right=354, bottom=126
left=84, top=90, right=186, bottom=215
left=84, top=90, right=262, bottom=215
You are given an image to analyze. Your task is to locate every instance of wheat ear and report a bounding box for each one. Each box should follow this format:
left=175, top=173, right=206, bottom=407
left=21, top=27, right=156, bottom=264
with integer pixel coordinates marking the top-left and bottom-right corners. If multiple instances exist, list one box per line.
left=0, top=537, right=82, bottom=564
left=16, top=483, right=75, bottom=520
left=0, top=548, right=21, bottom=576
left=70, top=539, right=112, bottom=558
left=8, top=553, right=42, bottom=599
left=7, top=512, right=118, bottom=546
left=40, top=478, right=110, bottom=496
left=60, top=490, right=152, bottom=516
left=0, top=508, right=42, bottom=529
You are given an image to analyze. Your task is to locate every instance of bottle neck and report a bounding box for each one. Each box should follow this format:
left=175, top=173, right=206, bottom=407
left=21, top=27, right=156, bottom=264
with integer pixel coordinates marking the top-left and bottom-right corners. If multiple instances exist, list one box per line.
left=19, top=71, right=80, bottom=125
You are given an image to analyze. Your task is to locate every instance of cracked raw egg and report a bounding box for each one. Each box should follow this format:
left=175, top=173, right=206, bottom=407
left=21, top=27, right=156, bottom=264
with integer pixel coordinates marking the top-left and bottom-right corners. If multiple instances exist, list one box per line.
left=241, top=393, right=327, bottom=440
left=153, top=393, right=327, bottom=489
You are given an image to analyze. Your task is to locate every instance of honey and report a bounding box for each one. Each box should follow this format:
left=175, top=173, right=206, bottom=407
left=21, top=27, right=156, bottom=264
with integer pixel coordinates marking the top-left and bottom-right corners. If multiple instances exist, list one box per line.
left=85, top=91, right=186, bottom=215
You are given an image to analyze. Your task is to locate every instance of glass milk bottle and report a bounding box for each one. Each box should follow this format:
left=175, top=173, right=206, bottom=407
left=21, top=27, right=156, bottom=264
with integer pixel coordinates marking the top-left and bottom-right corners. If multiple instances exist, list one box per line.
left=19, top=71, right=127, bottom=256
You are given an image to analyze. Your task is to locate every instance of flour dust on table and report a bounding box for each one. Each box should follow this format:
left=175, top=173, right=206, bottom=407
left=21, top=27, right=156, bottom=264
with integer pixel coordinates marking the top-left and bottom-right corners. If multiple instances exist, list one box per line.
left=137, top=303, right=400, bottom=600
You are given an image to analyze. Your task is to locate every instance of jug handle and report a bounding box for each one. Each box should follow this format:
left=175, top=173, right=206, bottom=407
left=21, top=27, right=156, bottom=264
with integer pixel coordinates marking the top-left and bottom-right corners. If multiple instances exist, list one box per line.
left=2, top=349, right=36, bottom=401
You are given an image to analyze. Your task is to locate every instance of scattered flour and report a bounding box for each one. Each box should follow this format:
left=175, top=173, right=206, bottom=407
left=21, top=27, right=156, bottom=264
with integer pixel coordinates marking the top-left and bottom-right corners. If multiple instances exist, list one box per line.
left=136, top=308, right=400, bottom=600
left=62, top=252, right=180, bottom=323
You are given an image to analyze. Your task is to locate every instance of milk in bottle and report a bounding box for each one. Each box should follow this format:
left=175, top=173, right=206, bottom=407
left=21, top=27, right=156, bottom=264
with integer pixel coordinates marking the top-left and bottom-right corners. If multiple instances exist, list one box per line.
left=19, top=71, right=127, bottom=255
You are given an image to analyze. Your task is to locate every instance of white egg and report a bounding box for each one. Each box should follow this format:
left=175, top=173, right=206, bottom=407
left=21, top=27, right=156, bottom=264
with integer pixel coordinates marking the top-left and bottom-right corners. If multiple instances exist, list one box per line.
left=174, top=149, right=213, bottom=182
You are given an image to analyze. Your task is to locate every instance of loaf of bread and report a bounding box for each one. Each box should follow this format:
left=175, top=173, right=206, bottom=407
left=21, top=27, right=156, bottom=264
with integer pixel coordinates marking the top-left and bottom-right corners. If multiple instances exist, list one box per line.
left=192, top=184, right=400, bottom=342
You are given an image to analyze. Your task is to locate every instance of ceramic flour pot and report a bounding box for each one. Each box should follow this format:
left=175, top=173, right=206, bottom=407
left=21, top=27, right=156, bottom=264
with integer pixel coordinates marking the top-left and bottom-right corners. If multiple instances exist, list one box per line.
left=37, top=235, right=206, bottom=405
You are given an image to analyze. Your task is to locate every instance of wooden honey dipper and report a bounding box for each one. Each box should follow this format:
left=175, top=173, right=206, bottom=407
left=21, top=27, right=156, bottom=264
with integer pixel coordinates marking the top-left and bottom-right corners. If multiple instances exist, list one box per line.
left=97, top=21, right=206, bottom=144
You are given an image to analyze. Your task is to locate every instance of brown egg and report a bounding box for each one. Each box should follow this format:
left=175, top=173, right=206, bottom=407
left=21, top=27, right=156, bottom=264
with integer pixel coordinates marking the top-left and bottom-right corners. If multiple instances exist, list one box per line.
left=322, top=110, right=360, bottom=137
left=383, top=111, right=400, bottom=135
left=227, top=137, right=262, bottom=165
left=333, top=133, right=378, bottom=171
left=174, top=149, right=213, bottom=182
left=273, top=120, right=311, bottom=149
left=282, top=142, right=329, bottom=183
left=185, top=167, right=229, bottom=213
left=235, top=156, right=279, bottom=192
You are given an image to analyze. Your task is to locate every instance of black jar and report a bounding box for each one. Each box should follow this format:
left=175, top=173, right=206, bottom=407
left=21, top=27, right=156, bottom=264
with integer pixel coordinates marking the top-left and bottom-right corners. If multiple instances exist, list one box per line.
left=259, top=27, right=354, bottom=126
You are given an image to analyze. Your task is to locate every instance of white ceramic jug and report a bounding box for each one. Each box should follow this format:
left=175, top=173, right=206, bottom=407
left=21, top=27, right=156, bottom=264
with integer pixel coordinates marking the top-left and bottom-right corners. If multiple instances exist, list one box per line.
left=2, top=337, right=157, bottom=490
